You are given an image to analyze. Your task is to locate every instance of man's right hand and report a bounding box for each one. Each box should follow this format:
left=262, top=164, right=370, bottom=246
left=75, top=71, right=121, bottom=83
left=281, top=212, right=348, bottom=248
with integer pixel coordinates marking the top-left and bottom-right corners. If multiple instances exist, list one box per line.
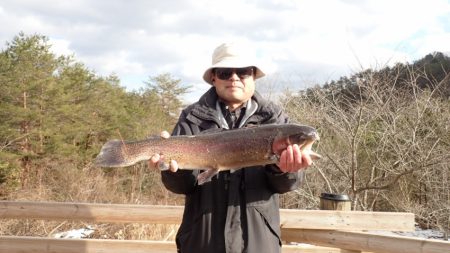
left=149, top=131, right=179, bottom=172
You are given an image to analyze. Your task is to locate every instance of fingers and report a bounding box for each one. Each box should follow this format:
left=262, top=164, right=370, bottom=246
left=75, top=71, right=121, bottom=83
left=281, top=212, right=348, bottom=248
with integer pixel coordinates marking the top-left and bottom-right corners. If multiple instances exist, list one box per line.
left=292, top=144, right=303, bottom=169
left=160, top=131, right=170, bottom=139
left=278, top=149, right=289, bottom=173
left=169, top=159, right=179, bottom=172
left=149, top=153, right=178, bottom=172
left=149, top=153, right=161, bottom=169
left=278, top=144, right=313, bottom=173
left=147, top=131, right=176, bottom=171
left=150, top=153, right=161, bottom=165
left=280, top=145, right=294, bottom=172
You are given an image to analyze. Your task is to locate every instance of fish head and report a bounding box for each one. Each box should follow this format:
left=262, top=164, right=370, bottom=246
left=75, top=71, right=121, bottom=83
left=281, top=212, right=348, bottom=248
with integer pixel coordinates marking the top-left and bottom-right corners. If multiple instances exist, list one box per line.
left=271, top=124, right=321, bottom=158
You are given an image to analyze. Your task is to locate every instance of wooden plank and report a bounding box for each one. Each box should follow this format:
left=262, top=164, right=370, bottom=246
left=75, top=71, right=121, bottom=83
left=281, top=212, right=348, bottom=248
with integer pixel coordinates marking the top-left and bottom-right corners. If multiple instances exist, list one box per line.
left=282, top=244, right=343, bottom=253
left=0, top=236, right=344, bottom=253
left=280, top=209, right=415, bottom=231
left=281, top=229, right=450, bottom=253
left=0, top=236, right=176, bottom=253
left=339, top=250, right=363, bottom=253
left=0, top=201, right=183, bottom=224
left=0, top=201, right=415, bottom=231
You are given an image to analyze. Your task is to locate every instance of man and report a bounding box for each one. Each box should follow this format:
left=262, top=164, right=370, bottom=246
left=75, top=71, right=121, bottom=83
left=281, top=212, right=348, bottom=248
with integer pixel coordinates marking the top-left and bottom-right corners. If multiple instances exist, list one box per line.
left=151, top=42, right=313, bottom=253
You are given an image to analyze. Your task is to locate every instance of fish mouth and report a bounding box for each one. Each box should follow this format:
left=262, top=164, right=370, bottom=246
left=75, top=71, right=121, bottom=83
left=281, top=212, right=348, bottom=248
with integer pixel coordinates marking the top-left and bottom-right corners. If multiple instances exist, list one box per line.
left=300, top=139, right=322, bottom=160
left=312, top=132, right=320, bottom=141
left=272, top=132, right=316, bottom=156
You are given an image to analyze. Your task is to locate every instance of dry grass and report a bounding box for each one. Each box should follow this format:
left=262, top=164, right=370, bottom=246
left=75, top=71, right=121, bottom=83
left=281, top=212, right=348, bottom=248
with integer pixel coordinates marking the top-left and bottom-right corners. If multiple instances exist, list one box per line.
left=1, top=161, right=184, bottom=240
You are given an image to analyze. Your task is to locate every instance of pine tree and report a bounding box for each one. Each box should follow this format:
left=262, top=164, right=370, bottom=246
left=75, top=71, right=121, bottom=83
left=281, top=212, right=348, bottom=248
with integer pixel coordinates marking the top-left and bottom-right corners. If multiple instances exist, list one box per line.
left=0, top=32, right=60, bottom=188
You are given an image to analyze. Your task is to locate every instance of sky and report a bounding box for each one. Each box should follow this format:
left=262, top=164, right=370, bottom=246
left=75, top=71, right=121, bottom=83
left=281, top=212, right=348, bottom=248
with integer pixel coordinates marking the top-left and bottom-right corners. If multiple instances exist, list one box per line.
left=1, top=0, right=449, bottom=103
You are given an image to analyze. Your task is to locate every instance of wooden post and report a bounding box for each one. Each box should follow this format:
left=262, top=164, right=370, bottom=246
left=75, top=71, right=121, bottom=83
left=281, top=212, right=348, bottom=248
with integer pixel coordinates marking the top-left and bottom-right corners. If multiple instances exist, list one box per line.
left=319, top=193, right=351, bottom=211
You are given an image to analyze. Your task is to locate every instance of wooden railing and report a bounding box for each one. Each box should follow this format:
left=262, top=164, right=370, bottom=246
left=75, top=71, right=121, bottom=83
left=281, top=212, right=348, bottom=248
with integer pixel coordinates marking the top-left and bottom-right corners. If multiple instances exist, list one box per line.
left=1, top=201, right=449, bottom=253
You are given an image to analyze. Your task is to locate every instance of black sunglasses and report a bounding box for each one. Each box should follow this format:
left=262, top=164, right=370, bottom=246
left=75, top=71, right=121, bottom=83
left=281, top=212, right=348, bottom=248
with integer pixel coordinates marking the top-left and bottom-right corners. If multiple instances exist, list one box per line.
left=214, top=67, right=254, bottom=80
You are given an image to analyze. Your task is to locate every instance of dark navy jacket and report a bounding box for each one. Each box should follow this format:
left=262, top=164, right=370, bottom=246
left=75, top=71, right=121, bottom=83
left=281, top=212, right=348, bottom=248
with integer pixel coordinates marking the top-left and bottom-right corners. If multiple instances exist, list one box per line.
left=161, top=87, right=303, bottom=253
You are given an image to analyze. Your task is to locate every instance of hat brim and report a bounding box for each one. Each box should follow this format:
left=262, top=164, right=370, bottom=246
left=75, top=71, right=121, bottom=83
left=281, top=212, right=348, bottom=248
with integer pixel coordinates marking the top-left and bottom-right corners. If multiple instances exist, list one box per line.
left=203, top=57, right=265, bottom=85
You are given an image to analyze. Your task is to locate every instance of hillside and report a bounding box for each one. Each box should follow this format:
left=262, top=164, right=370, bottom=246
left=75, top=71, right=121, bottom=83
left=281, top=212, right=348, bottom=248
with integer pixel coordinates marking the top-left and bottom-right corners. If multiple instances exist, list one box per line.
left=1, top=33, right=449, bottom=238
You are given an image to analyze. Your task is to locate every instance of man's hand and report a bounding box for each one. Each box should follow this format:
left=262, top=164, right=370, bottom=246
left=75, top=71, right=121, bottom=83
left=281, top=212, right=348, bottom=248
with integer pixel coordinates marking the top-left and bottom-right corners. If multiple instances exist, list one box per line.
left=149, top=131, right=179, bottom=172
left=277, top=144, right=313, bottom=173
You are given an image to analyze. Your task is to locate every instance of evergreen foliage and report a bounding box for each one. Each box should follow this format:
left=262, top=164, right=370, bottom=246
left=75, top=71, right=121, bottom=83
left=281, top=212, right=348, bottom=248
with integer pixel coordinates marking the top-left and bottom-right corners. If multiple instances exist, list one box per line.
left=0, top=33, right=186, bottom=195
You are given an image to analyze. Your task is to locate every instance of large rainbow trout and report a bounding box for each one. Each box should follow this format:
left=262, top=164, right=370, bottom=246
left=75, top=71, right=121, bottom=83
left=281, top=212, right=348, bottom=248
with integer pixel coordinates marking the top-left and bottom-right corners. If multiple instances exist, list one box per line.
left=95, top=123, right=320, bottom=184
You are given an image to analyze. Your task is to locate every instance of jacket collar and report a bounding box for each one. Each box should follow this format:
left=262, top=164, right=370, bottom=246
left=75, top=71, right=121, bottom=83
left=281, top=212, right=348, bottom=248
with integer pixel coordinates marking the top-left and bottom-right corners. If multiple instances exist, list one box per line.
left=187, top=87, right=272, bottom=127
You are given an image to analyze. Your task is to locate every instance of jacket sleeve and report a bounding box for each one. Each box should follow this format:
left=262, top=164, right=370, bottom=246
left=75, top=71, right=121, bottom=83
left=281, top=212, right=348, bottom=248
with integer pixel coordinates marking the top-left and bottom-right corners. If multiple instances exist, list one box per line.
left=263, top=103, right=304, bottom=194
left=160, top=112, right=198, bottom=195
left=265, top=165, right=304, bottom=193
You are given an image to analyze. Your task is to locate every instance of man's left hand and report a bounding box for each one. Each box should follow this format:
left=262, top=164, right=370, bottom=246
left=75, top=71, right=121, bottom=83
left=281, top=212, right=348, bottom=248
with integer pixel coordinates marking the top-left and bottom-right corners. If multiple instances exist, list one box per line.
left=277, top=144, right=313, bottom=173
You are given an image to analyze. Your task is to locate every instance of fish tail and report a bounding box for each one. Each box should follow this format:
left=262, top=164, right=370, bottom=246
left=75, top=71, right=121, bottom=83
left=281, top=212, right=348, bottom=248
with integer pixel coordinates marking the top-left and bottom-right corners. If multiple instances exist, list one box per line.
left=95, top=140, right=131, bottom=167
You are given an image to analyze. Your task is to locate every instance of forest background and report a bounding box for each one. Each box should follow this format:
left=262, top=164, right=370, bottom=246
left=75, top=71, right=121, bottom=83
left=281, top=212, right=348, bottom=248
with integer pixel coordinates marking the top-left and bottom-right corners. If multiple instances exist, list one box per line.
left=1, top=33, right=449, bottom=239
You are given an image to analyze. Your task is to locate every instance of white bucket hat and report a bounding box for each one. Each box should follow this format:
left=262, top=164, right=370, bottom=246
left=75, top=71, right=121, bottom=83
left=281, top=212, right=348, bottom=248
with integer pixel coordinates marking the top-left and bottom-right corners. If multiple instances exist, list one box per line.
left=203, top=42, right=265, bottom=85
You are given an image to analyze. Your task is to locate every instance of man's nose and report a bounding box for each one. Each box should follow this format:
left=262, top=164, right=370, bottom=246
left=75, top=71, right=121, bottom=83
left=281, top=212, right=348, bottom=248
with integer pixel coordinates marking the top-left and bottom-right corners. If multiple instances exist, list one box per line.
left=229, top=71, right=240, bottom=80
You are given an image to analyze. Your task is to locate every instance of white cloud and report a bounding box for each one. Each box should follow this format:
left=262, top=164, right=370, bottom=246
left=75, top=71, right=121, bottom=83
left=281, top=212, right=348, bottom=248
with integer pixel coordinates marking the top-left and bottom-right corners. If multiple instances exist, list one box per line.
left=0, top=0, right=449, bottom=100
left=48, top=38, right=73, bottom=56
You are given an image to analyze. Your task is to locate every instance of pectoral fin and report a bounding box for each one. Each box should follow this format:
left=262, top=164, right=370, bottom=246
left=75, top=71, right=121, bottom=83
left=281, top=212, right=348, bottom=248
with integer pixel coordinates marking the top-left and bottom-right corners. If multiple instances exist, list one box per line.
left=197, top=168, right=219, bottom=185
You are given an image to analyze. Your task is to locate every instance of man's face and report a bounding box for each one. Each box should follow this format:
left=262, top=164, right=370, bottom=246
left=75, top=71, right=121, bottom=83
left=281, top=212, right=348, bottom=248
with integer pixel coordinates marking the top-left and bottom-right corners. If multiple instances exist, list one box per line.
left=212, top=67, right=256, bottom=106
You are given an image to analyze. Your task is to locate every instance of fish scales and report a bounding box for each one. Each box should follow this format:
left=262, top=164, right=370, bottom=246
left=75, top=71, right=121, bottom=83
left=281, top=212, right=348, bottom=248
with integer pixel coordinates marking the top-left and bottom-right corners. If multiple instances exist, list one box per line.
left=95, top=124, right=321, bottom=184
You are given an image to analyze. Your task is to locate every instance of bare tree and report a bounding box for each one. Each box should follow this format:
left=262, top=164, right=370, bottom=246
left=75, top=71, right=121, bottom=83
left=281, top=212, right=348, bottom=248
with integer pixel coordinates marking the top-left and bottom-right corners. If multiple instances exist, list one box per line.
left=280, top=67, right=450, bottom=235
